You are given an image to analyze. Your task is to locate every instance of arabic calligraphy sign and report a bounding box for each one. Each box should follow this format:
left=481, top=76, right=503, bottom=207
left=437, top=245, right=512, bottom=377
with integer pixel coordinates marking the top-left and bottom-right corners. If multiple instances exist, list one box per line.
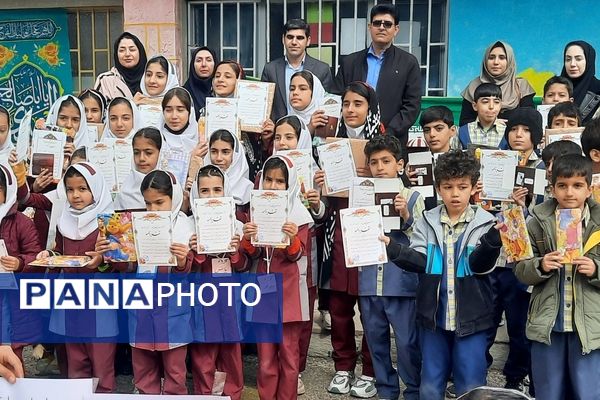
left=0, top=9, right=72, bottom=139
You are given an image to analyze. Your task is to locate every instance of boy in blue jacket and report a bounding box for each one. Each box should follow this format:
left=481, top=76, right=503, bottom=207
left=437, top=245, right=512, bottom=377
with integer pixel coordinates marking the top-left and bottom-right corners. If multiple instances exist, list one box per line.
left=382, top=149, right=502, bottom=399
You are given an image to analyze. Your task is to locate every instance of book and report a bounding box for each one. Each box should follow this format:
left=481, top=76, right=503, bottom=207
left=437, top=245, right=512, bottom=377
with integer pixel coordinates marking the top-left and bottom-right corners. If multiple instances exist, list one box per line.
left=497, top=207, right=534, bottom=263
left=97, top=212, right=137, bottom=262
left=556, top=208, right=583, bottom=264
left=29, top=256, right=91, bottom=268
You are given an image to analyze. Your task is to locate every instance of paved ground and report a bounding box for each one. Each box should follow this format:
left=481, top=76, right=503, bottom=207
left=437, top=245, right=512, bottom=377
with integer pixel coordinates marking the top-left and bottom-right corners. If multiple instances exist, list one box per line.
left=22, top=310, right=526, bottom=399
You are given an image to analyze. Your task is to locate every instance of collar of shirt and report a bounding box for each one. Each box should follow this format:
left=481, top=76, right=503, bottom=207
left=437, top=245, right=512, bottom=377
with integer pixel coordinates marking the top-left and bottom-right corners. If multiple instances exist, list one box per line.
left=475, top=117, right=503, bottom=132
left=285, top=54, right=306, bottom=70
left=367, top=45, right=385, bottom=61
left=440, top=205, right=475, bottom=228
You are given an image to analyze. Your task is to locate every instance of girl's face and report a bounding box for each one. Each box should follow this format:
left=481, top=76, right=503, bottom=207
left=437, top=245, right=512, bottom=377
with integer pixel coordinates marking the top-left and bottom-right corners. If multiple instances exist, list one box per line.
left=133, top=137, right=160, bottom=173
left=263, top=167, right=287, bottom=190
left=274, top=123, right=299, bottom=151
left=565, top=45, right=586, bottom=79
left=213, top=64, right=237, bottom=97
left=342, top=91, right=369, bottom=128
left=289, top=76, right=312, bottom=111
left=117, top=38, right=140, bottom=69
left=143, top=187, right=172, bottom=211
left=82, top=97, right=103, bottom=123
left=210, top=139, right=234, bottom=171
left=0, top=187, right=5, bottom=204
left=65, top=175, right=93, bottom=210
left=194, top=50, right=215, bottom=79
left=163, top=96, right=190, bottom=131
left=198, top=176, right=225, bottom=198
left=486, top=46, right=508, bottom=77
left=108, top=103, right=134, bottom=138
left=57, top=103, right=81, bottom=132
left=0, top=113, right=9, bottom=148
left=144, top=62, right=168, bottom=96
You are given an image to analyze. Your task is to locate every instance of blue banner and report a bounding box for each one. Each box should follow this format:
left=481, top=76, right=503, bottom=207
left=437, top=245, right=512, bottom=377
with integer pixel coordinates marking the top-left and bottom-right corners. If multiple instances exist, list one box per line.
left=0, top=9, right=73, bottom=138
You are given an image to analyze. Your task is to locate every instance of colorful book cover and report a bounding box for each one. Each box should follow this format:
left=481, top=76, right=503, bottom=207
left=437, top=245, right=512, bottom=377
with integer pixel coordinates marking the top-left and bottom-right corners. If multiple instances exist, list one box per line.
left=592, top=174, right=600, bottom=202
left=29, top=256, right=91, bottom=268
left=498, top=207, right=534, bottom=263
left=556, top=208, right=583, bottom=264
left=97, top=212, right=137, bottom=262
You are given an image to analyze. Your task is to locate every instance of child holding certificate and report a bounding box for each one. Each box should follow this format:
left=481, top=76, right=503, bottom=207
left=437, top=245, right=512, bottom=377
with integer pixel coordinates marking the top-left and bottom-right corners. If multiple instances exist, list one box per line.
left=160, top=87, right=199, bottom=150
left=102, top=97, right=140, bottom=140
left=188, top=164, right=247, bottom=399
left=135, top=56, right=179, bottom=101
left=42, top=95, right=92, bottom=150
left=113, top=127, right=163, bottom=210
left=286, top=71, right=326, bottom=132
left=384, top=150, right=502, bottom=399
left=78, top=88, right=106, bottom=124
left=515, top=154, right=600, bottom=400
left=34, top=162, right=117, bottom=393
left=241, top=155, right=313, bottom=400
left=358, top=135, right=423, bottom=400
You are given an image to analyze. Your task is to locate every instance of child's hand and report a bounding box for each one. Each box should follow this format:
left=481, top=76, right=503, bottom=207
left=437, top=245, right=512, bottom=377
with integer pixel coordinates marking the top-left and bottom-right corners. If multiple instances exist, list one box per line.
left=189, top=234, right=199, bottom=252
left=314, top=170, right=326, bottom=188
left=8, top=150, right=17, bottom=166
left=308, top=110, right=327, bottom=134
left=242, top=222, right=258, bottom=241
left=32, top=169, right=54, bottom=193
left=0, top=256, right=20, bottom=272
left=230, top=234, right=241, bottom=253
left=574, top=256, right=597, bottom=277
left=63, top=143, right=75, bottom=159
left=379, top=235, right=390, bottom=246
left=35, top=118, right=46, bottom=130
left=394, top=194, right=410, bottom=221
left=36, top=251, right=49, bottom=260
left=94, top=235, right=112, bottom=256
left=170, top=243, right=190, bottom=267
left=305, top=189, right=321, bottom=212
left=261, top=119, right=275, bottom=142
left=541, top=251, right=564, bottom=273
left=356, top=166, right=371, bottom=177
left=406, top=165, right=419, bottom=186
left=282, top=222, right=298, bottom=241
left=511, top=187, right=529, bottom=208
left=494, top=220, right=507, bottom=231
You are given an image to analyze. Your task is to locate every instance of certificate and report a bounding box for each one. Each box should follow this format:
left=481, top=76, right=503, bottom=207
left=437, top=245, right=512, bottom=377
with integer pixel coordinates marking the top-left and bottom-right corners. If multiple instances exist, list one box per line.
left=349, top=177, right=375, bottom=207
left=316, top=95, right=342, bottom=138
left=193, top=197, right=236, bottom=254
left=87, top=123, right=104, bottom=143
left=205, top=97, right=239, bottom=138
left=160, top=147, right=191, bottom=185
left=480, top=150, right=519, bottom=201
left=87, top=142, right=117, bottom=192
left=277, top=149, right=313, bottom=190
left=340, top=206, right=387, bottom=268
left=29, top=129, right=66, bottom=180
left=537, top=104, right=554, bottom=131
left=113, top=139, right=134, bottom=191
left=408, top=151, right=434, bottom=198
left=317, top=139, right=357, bottom=194
left=132, top=211, right=176, bottom=266
left=16, top=109, right=32, bottom=162
left=236, top=80, right=275, bottom=133
left=545, top=127, right=584, bottom=147
left=138, top=104, right=163, bottom=128
left=250, top=190, right=290, bottom=247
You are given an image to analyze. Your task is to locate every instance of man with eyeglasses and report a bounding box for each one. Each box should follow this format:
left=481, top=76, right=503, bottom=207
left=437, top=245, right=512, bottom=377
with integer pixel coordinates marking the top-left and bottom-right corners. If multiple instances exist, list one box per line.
left=333, top=3, right=421, bottom=153
left=262, top=18, right=333, bottom=121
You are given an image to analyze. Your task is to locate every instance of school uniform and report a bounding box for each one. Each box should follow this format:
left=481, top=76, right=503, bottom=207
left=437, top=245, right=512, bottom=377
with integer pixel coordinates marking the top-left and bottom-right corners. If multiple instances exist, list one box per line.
left=358, top=184, right=423, bottom=400
left=457, top=118, right=507, bottom=149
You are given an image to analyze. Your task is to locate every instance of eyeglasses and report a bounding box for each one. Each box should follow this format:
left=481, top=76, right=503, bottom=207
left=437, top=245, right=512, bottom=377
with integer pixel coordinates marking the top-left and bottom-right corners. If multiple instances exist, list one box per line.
left=371, top=20, right=395, bottom=29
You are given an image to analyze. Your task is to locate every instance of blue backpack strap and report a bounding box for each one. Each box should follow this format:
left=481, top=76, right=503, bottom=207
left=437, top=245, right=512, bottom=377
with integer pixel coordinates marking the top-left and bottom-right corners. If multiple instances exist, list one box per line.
left=458, top=124, right=471, bottom=148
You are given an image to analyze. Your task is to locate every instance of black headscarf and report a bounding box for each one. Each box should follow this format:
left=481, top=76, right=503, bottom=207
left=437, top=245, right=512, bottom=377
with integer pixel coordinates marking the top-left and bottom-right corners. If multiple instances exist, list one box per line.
left=113, top=32, right=147, bottom=97
left=184, top=46, right=218, bottom=119
left=560, top=40, right=600, bottom=106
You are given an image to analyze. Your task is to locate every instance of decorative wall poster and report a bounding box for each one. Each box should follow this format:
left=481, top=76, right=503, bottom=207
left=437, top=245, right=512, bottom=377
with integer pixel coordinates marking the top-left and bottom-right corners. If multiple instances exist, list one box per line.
left=0, top=9, right=72, bottom=139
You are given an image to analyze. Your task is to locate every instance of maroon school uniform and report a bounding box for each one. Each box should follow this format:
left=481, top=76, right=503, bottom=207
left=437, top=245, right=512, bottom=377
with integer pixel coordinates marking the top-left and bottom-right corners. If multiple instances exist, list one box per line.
left=16, top=183, right=54, bottom=249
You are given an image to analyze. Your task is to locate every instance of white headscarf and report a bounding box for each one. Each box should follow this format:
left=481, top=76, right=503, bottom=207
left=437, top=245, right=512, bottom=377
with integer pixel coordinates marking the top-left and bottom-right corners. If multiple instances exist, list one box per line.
left=190, top=164, right=231, bottom=205
left=258, top=155, right=313, bottom=228
left=102, top=97, right=142, bottom=141
left=140, top=56, right=180, bottom=98
left=45, top=95, right=90, bottom=149
left=57, top=162, right=114, bottom=240
left=162, top=170, right=194, bottom=244
left=0, top=164, right=17, bottom=223
left=274, top=115, right=319, bottom=172
left=159, top=87, right=199, bottom=150
left=203, top=131, right=252, bottom=205
left=287, top=72, right=326, bottom=126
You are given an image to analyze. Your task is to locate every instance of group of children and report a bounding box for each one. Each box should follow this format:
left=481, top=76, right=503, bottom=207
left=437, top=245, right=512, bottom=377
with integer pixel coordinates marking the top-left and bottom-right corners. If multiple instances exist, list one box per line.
left=0, top=46, right=599, bottom=400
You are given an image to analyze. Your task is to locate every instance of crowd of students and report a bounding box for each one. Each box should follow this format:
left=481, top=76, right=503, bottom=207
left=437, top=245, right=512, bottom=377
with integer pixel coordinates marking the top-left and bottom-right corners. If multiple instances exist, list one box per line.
left=1, top=3, right=600, bottom=400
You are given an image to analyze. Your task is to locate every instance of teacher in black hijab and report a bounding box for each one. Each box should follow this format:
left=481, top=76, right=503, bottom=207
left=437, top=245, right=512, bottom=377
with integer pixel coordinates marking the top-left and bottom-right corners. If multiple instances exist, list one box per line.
left=183, top=46, right=218, bottom=119
left=561, top=40, right=600, bottom=123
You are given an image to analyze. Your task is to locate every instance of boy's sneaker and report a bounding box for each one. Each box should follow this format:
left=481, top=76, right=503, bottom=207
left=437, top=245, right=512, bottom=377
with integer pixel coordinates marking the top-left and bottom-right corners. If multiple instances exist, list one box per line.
left=350, top=375, right=377, bottom=398
left=327, top=371, right=354, bottom=394
left=321, top=310, right=332, bottom=330
left=505, top=378, right=525, bottom=392
left=445, top=384, right=457, bottom=398
left=297, top=375, right=306, bottom=395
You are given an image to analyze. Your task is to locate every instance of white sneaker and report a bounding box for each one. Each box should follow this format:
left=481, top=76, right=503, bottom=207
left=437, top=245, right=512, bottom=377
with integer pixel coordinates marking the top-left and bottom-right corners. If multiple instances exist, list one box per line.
left=350, top=375, right=377, bottom=398
left=328, top=370, right=354, bottom=394
left=297, top=374, right=306, bottom=395
left=321, top=310, right=332, bottom=330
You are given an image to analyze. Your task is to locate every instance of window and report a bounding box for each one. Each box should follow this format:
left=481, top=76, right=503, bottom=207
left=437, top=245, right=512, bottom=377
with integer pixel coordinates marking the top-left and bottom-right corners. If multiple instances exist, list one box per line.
left=67, top=8, right=123, bottom=94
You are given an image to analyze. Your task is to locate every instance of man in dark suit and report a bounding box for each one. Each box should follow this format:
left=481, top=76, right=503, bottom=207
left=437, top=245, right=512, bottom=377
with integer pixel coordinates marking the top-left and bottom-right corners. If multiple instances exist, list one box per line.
left=333, top=4, right=421, bottom=148
left=261, top=18, right=333, bottom=122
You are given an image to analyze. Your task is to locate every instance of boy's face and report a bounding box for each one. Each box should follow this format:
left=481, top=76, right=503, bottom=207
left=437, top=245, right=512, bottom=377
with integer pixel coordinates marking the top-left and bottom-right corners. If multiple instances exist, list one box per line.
left=550, top=113, right=579, bottom=129
left=423, top=120, right=456, bottom=153
left=552, top=175, right=591, bottom=209
left=543, top=83, right=573, bottom=105
left=436, top=176, right=477, bottom=217
left=508, top=124, right=534, bottom=152
left=472, top=96, right=501, bottom=125
left=368, top=149, right=403, bottom=178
